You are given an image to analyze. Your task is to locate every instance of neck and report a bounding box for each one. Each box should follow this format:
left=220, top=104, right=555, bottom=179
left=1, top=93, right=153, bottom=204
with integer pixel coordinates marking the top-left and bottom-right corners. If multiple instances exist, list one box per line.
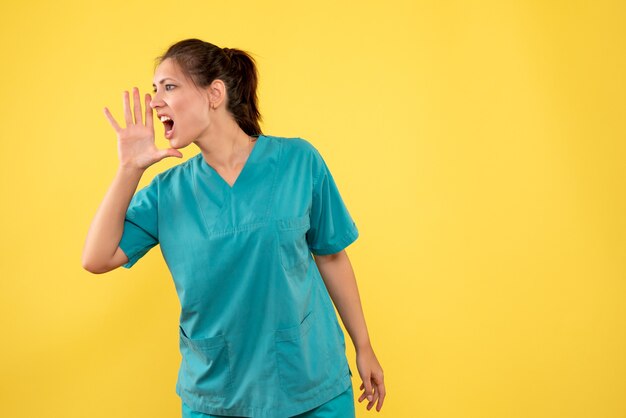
left=196, top=120, right=254, bottom=171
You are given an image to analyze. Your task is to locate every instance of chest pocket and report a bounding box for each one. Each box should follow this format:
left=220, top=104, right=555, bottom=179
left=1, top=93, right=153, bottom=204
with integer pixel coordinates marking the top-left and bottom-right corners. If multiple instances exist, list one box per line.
left=277, top=215, right=311, bottom=274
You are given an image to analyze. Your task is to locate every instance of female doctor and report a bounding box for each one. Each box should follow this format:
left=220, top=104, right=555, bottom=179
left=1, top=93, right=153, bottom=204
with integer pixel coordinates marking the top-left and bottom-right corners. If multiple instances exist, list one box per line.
left=82, top=38, right=385, bottom=417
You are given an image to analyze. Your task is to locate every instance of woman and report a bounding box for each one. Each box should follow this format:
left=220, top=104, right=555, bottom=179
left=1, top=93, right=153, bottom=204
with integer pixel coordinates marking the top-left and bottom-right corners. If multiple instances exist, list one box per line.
left=82, top=38, right=385, bottom=417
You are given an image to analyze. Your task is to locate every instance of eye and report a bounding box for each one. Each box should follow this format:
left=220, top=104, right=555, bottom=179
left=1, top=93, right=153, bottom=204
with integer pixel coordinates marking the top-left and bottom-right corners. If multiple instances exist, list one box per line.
left=152, top=84, right=176, bottom=93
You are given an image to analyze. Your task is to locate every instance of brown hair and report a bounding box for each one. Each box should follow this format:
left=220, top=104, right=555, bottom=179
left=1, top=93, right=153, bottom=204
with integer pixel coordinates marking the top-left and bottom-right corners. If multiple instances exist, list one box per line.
left=155, top=38, right=263, bottom=136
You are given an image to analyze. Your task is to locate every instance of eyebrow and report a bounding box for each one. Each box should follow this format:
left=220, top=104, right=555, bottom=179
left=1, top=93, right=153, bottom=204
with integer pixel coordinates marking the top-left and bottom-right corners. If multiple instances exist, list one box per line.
left=152, top=77, right=177, bottom=87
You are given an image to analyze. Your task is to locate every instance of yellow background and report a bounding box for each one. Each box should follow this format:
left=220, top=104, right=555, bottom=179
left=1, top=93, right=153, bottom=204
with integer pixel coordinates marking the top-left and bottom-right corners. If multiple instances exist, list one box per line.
left=1, top=0, right=625, bottom=417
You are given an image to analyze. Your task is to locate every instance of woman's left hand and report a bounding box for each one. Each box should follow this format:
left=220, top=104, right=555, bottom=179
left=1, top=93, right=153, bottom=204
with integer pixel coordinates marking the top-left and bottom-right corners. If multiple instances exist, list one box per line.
left=355, top=345, right=386, bottom=412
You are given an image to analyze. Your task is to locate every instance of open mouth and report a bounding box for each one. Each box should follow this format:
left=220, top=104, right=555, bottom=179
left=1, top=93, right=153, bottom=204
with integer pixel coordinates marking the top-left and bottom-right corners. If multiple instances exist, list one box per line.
left=160, top=116, right=175, bottom=139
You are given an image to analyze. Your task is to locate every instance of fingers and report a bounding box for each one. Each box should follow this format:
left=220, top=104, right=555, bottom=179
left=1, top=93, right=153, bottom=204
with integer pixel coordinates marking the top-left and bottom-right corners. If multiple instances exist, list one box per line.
left=371, top=374, right=386, bottom=411
left=103, top=107, right=121, bottom=133
left=366, top=385, right=379, bottom=411
left=363, top=378, right=374, bottom=402
left=145, top=93, right=153, bottom=129
left=123, top=90, right=133, bottom=127
left=358, top=376, right=386, bottom=411
left=376, top=382, right=386, bottom=411
left=358, top=378, right=374, bottom=403
left=119, top=88, right=151, bottom=128
left=133, top=87, right=143, bottom=125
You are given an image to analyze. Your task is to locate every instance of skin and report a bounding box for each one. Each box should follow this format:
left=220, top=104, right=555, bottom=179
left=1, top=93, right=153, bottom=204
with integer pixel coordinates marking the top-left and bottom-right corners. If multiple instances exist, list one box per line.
left=148, top=58, right=257, bottom=182
left=82, top=58, right=385, bottom=412
left=315, top=251, right=386, bottom=412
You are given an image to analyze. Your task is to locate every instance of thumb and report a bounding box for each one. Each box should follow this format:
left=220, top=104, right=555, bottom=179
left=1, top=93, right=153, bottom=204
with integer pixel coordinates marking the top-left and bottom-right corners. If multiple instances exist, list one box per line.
left=159, top=148, right=184, bottom=160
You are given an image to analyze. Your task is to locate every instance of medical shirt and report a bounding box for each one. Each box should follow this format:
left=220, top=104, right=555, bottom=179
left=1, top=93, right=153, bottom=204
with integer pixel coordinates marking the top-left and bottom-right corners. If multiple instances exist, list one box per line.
left=118, top=135, right=359, bottom=417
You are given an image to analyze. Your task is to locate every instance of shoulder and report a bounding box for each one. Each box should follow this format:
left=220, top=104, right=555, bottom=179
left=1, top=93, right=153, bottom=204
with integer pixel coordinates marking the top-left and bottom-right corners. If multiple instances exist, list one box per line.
left=267, top=135, right=329, bottom=185
left=266, top=134, right=325, bottom=169
left=262, top=134, right=316, bottom=154
left=152, top=154, right=200, bottom=185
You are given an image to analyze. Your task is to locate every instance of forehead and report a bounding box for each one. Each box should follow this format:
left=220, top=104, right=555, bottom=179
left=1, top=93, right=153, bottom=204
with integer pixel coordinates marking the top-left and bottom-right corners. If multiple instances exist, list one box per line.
left=152, top=58, right=186, bottom=85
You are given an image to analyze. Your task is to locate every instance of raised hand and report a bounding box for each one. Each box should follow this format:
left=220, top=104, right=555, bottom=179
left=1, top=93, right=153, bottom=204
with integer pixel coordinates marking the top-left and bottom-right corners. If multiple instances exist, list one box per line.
left=104, top=87, right=182, bottom=170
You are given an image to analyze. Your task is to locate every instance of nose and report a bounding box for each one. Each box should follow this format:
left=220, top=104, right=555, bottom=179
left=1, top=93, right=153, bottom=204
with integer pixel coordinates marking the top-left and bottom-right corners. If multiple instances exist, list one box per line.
left=150, top=91, right=165, bottom=110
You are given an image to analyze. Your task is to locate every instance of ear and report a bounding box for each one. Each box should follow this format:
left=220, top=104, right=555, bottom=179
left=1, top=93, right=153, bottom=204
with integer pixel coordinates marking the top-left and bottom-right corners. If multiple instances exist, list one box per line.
left=207, top=79, right=227, bottom=108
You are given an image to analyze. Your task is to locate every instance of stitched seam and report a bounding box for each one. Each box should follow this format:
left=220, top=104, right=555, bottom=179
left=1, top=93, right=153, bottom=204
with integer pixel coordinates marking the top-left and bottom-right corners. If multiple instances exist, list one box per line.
left=189, top=155, right=211, bottom=235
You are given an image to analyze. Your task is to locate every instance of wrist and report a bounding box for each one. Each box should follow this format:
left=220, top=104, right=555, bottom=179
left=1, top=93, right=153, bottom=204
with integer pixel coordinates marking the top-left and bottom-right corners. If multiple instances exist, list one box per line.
left=355, top=338, right=373, bottom=354
left=117, top=164, right=145, bottom=177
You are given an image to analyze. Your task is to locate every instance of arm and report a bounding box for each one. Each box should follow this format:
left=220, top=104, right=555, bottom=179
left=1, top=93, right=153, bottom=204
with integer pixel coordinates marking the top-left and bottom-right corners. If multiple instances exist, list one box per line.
left=82, top=87, right=181, bottom=274
left=314, top=250, right=386, bottom=412
left=81, top=166, right=145, bottom=273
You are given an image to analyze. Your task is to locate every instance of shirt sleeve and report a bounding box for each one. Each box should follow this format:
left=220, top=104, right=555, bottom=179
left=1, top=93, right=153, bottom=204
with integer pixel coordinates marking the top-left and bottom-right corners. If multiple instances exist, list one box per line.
left=306, top=147, right=359, bottom=255
left=118, top=175, right=160, bottom=269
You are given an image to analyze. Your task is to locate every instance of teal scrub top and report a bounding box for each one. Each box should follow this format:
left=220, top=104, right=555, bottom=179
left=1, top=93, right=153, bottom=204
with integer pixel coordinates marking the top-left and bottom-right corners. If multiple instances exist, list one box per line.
left=118, top=135, right=358, bottom=417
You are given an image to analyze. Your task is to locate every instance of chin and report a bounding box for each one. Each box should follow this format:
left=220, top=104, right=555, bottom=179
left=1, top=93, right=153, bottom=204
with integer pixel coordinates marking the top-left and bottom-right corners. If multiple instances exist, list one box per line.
left=169, top=137, right=191, bottom=149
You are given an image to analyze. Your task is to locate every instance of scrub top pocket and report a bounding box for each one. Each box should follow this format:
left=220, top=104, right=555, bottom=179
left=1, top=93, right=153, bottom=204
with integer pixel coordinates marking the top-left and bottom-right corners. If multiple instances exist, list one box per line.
left=179, top=326, right=233, bottom=400
left=277, top=215, right=311, bottom=274
left=274, top=309, right=329, bottom=396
